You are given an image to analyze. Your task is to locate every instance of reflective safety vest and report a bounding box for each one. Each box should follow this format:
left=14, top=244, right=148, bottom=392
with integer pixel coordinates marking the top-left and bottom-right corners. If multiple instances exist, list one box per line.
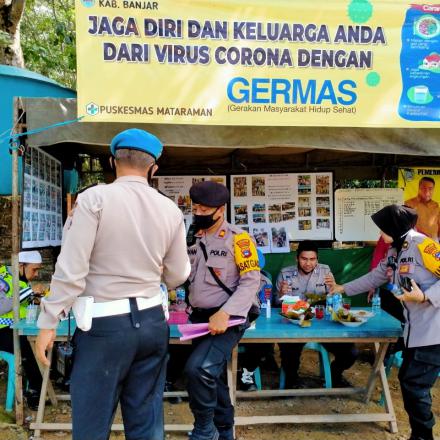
left=0, top=265, right=33, bottom=328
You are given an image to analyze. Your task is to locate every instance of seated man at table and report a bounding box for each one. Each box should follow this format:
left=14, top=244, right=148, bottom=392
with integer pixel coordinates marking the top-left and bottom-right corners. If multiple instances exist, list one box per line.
left=275, top=240, right=359, bottom=388
left=0, top=251, right=46, bottom=409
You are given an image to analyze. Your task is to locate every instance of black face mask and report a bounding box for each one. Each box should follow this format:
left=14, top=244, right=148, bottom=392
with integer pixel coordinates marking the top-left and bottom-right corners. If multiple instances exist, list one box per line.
left=193, top=208, right=219, bottom=231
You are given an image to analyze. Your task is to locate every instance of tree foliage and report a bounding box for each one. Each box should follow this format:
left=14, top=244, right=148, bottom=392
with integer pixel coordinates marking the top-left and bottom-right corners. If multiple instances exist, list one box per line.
left=21, top=0, right=76, bottom=89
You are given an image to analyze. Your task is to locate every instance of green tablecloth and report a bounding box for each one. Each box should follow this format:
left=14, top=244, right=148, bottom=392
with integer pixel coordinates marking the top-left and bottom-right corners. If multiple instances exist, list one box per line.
left=264, top=247, right=374, bottom=307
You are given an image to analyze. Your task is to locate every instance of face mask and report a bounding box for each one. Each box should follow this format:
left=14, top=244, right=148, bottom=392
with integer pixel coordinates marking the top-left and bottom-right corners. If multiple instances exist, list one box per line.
left=193, top=208, right=219, bottom=230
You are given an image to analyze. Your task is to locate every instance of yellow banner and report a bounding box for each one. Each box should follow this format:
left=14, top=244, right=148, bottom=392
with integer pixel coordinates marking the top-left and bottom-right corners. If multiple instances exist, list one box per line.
left=76, top=0, right=440, bottom=127
left=399, top=167, right=440, bottom=239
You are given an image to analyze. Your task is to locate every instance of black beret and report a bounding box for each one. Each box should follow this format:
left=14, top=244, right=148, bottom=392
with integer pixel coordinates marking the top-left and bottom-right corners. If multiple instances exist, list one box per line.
left=189, top=181, right=230, bottom=207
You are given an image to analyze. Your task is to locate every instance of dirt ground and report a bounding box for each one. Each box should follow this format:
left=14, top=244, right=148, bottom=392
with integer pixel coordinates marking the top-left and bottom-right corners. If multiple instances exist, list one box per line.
left=0, top=346, right=439, bottom=440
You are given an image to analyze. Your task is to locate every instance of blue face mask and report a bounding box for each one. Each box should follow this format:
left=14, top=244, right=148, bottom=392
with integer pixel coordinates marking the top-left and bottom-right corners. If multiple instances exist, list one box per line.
left=193, top=208, right=219, bottom=230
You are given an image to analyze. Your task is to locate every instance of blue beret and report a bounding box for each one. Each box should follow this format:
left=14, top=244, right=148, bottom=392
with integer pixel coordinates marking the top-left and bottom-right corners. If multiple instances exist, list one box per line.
left=110, top=128, right=163, bottom=160
left=189, top=181, right=229, bottom=207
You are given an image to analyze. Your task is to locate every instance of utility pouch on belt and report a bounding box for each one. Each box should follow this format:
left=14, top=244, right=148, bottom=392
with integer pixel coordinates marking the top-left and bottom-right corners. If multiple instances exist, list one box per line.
left=72, top=296, right=94, bottom=331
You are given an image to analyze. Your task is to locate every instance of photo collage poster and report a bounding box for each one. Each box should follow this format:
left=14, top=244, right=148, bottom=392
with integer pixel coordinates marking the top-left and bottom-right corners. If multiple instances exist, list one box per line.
left=230, top=173, right=334, bottom=253
left=152, top=175, right=227, bottom=232
left=22, top=147, right=63, bottom=248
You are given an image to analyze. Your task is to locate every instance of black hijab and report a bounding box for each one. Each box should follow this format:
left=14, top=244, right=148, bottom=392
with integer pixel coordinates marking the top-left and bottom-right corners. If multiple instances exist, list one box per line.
left=371, top=204, right=418, bottom=252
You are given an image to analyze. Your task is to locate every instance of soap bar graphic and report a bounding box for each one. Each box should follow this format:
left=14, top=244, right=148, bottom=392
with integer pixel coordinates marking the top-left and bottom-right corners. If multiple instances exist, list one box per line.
left=398, top=4, right=440, bottom=122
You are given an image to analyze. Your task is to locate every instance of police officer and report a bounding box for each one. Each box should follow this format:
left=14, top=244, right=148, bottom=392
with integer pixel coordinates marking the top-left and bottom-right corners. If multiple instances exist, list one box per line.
left=185, top=181, right=260, bottom=440
left=331, top=205, right=440, bottom=440
left=35, top=129, right=190, bottom=440
left=0, top=251, right=45, bottom=408
left=275, top=240, right=358, bottom=388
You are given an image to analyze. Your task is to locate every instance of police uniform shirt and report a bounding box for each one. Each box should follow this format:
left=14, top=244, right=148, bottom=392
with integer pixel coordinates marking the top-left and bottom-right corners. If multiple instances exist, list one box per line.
left=38, top=176, right=191, bottom=329
left=187, top=220, right=260, bottom=318
left=275, top=263, right=331, bottom=300
left=343, top=229, right=440, bottom=348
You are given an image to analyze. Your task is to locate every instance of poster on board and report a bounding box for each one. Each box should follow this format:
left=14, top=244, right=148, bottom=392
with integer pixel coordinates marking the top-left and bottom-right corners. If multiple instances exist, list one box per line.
left=22, top=147, right=63, bottom=248
left=153, top=175, right=227, bottom=231
left=335, top=188, right=403, bottom=241
left=230, top=173, right=333, bottom=252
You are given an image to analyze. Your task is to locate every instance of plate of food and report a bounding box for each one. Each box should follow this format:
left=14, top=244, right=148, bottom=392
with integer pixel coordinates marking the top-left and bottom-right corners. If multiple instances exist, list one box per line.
left=281, top=313, right=314, bottom=327
left=339, top=319, right=367, bottom=327
left=332, top=308, right=366, bottom=327
left=280, top=300, right=314, bottom=327
left=352, top=309, right=374, bottom=319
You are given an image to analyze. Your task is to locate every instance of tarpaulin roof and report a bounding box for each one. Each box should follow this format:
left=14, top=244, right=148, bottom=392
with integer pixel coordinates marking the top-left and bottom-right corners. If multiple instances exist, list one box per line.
left=22, top=98, right=440, bottom=157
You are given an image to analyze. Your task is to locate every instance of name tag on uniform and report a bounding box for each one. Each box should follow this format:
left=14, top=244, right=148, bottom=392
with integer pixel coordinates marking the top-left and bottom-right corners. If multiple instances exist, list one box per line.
left=399, top=264, right=414, bottom=274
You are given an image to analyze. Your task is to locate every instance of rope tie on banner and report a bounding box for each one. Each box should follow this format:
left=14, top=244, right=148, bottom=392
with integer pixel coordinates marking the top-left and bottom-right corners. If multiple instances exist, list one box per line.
left=1, top=116, right=85, bottom=148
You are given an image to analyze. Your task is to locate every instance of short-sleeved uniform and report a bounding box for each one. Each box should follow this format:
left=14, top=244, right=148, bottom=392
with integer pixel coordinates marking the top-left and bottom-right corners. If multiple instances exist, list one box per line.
left=343, top=229, right=440, bottom=439
left=185, top=220, right=260, bottom=435
left=275, top=263, right=358, bottom=388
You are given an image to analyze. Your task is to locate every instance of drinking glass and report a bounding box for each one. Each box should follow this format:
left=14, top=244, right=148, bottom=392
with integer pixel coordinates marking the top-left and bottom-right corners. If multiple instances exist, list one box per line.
left=315, top=305, right=325, bottom=320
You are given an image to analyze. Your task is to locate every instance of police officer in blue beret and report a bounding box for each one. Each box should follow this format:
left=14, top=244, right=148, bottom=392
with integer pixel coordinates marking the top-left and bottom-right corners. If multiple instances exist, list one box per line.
left=185, top=180, right=261, bottom=440
left=36, top=128, right=190, bottom=440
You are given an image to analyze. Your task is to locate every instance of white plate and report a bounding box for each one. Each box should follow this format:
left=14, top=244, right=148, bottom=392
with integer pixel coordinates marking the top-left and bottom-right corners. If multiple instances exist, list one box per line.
left=282, top=316, right=312, bottom=326
left=339, top=319, right=366, bottom=327
left=352, top=310, right=375, bottom=319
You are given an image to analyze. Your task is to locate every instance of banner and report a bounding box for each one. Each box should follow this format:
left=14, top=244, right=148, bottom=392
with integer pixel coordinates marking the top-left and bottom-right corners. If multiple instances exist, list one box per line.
left=399, top=167, right=440, bottom=200
left=76, top=0, right=440, bottom=127
left=398, top=167, right=440, bottom=239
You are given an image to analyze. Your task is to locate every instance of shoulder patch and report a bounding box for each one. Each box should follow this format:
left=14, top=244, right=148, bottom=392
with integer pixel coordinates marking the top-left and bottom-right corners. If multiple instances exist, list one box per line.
left=234, top=232, right=260, bottom=275
left=417, top=238, right=440, bottom=278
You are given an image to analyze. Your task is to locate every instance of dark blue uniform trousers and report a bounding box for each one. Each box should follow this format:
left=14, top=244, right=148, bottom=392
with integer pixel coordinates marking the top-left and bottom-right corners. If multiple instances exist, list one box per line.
left=399, top=344, right=440, bottom=440
left=70, top=304, right=169, bottom=440
left=184, top=325, right=244, bottom=431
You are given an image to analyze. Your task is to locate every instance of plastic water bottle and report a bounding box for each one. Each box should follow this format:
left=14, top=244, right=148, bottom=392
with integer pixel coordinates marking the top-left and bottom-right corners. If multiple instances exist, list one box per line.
left=372, top=289, right=381, bottom=315
left=385, top=283, right=403, bottom=296
left=25, top=304, right=38, bottom=324
left=175, top=286, right=186, bottom=311
left=266, top=298, right=271, bottom=319
left=333, top=293, right=342, bottom=312
left=325, top=295, right=333, bottom=319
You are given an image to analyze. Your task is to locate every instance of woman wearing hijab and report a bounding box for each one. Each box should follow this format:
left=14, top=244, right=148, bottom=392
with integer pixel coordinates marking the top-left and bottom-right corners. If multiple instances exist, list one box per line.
left=331, top=204, right=440, bottom=440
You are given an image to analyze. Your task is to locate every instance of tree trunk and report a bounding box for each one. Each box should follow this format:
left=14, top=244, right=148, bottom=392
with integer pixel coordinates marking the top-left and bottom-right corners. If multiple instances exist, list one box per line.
left=0, top=0, right=26, bottom=67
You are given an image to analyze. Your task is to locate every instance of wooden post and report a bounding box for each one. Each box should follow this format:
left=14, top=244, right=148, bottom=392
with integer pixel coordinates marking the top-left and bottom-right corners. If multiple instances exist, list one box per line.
left=11, top=136, right=24, bottom=424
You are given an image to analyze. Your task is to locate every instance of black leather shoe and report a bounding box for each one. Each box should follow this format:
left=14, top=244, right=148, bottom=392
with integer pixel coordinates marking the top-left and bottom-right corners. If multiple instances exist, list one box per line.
left=217, top=425, right=234, bottom=440
left=164, top=381, right=183, bottom=404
